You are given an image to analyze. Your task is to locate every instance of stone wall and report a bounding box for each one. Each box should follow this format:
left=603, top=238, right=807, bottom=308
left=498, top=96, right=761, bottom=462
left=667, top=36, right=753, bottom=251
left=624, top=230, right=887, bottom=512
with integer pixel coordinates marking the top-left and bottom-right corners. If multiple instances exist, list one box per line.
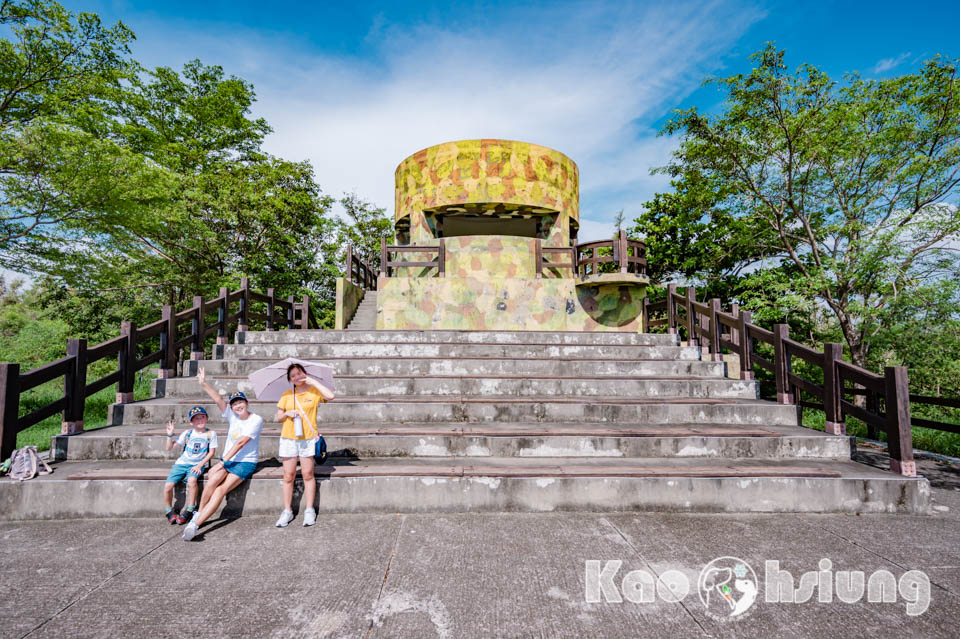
left=335, top=278, right=365, bottom=330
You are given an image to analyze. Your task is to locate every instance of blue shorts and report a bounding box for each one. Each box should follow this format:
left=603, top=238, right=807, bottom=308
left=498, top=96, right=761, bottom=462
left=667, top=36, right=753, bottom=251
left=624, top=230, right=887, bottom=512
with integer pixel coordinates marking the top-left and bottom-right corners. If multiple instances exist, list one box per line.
left=223, top=461, right=257, bottom=480
left=166, top=463, right=203, bottom=484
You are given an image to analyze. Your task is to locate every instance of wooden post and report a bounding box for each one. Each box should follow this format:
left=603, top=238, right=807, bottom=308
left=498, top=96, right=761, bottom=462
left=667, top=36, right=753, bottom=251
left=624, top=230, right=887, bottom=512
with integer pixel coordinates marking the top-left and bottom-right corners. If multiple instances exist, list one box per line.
left=685, top=287, right=698, bottom=347
left=217, top=287, right=229, bottom=344
left=63, top=338, right=87, bottom=434
left=738, top=310, right=753, bottom=380
left=381, top=237, right=388, bottom=277
left=641, top=298, right=649, bottom=333
left=535, top=240, right=543, bottom=279
left=299, top=295, right=311, bottom=330
left=159, top=305, right=176, bottom=379
left=822, top=343, right=845, bottom=435
left=709, top=298, right=723, bottom=362
left=238, top=277, right=250, bottom=332
left=117, top=321, right=136, bottom=403
left=191, top=296, right=204, bottom=360
left=885, top=366, right=916, bottom=477
left=345, top=245, right=354, bottom=285
left=0, top=363, right=20, bottom=460
left=438, top=239, right=445, bottom=277
left=730, top=303, right=740, bottom=347
left=266, top=288, right=275, bottom=331
left=618, top=230, right=628, bottom=274
left=773, top=324, right=793, bottom=404
left=286, top=295, right=295, bottom=329
left=666, top=284, right=677, bottom=334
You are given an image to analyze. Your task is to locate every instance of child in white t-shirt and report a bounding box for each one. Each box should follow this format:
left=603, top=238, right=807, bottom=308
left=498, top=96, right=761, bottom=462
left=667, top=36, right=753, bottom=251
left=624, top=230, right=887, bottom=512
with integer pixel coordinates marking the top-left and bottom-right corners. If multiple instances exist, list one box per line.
left=163, top=406, right=217, bottom=524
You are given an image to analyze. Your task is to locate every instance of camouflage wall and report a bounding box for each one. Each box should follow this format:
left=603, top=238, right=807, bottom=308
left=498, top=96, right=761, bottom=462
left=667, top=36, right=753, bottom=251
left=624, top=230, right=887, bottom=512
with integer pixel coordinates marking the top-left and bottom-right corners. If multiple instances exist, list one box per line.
left=394, top=140, right=578, bottom=247
left=335, top=278, right=365, bottom=330
left=377, top=277, right=645, bottom=332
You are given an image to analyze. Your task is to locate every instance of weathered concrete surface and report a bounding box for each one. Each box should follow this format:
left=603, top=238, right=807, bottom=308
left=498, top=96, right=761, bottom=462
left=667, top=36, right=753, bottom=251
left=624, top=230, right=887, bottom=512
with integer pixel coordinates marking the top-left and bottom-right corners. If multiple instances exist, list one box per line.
left=334, top=277, right=365, bottom=330
left=183, top=356, right=725, bottom=378
left=0, top=457, right=930, bottom=519
left=345, top=291, right=377, bottom=331
left=52, top=422, right=854, bottom=461
left=154, top=374, right=759, bottom=400
left=237, top=329, right=681, bottom=345
left=2, top=481, right=958, bottom=638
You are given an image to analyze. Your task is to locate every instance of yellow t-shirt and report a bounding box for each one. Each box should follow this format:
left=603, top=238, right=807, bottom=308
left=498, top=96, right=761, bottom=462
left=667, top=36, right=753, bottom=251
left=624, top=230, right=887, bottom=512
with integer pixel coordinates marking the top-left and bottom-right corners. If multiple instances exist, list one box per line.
left=277, top=386, right=327, bottom=440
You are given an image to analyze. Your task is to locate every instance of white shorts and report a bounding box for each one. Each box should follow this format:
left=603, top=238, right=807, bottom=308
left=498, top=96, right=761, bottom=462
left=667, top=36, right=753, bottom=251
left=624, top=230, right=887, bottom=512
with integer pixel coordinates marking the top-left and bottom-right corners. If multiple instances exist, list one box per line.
left=278, top=437, right=316, bottom=459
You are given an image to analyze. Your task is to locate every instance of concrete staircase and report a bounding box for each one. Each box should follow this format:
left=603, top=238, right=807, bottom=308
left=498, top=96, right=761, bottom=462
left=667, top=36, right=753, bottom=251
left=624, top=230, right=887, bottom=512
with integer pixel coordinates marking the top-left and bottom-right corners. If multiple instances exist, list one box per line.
left=346, top=292, right=377, bottom=330
left=5, top=330, right=930, bottom=519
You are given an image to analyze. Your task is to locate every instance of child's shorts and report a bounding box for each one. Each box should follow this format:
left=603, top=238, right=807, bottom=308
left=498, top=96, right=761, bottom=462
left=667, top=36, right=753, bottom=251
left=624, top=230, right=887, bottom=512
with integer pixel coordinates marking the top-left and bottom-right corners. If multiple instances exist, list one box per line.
left=223, top=461, right=257, bottom=480
left=166, top=463, right=203, bottom=484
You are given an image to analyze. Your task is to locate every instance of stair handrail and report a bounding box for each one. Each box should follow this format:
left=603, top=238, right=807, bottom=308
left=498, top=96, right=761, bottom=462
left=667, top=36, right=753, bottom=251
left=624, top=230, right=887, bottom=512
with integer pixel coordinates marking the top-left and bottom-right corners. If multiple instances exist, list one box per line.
left=643, top=284, right=960, bottom=478
left=345, top=245, right=377, bottom=291
left=0, top=279, right=313, bottom=458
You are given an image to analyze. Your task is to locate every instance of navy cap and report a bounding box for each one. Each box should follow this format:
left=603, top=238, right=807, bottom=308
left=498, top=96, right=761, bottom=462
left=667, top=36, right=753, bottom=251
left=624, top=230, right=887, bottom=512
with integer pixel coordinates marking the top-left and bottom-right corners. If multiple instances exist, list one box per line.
left=187, top=406, right=208, bottom=420
left=227, top=392, right=248, bottom=405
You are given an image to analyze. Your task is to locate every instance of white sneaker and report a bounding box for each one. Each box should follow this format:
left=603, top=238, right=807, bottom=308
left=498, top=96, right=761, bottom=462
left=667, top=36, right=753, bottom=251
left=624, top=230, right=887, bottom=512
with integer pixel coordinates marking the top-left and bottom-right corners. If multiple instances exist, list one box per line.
left=189, top=510, right=200, bottom=525
left=275, top=510, right=294, bottom=527
left=182, top=523, right=198, bottom=541
left=303, top=508, right=317, bottom=527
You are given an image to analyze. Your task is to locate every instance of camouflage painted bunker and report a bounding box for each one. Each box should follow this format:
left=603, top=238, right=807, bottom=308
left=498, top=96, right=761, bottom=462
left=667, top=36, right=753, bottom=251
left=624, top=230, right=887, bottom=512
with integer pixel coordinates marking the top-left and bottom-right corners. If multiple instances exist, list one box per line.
left=339, top=139, right=649, bottom=331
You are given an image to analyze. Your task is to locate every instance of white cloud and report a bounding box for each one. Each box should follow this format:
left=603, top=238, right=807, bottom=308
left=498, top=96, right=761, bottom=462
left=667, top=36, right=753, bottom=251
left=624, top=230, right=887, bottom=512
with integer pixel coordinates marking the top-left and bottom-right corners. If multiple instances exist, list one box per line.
left=872, top=52, right=911, bottom=74
left=120, top=1, right=765, bottom=240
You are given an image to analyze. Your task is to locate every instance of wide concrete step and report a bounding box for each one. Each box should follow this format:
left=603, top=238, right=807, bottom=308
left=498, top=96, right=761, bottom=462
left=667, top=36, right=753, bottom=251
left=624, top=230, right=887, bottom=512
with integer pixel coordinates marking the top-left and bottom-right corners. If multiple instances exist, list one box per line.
left=109, top=397, right=799, bottom=425
left=0, top=458, right=930, bottom=517
left=185, top=357, right=724, bottom=378
left=52, top=422, right=852, bottom=461
left=154, top=375, right=757, bottom=400
left=219, top=342, right=699, bottom=360
left=237, top=329, right=681, bottom=346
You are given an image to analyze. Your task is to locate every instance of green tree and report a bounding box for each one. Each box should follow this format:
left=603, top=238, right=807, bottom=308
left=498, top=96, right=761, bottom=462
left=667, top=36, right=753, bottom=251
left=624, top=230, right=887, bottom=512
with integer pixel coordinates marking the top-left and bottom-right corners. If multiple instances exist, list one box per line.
left=639, top=45, right=960, bottom=368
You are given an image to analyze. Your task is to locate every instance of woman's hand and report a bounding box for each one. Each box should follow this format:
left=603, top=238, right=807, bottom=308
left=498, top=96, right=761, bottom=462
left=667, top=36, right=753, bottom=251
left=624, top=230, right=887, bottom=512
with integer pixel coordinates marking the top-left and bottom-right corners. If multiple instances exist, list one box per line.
left=285, top=410, right=298, bottom=418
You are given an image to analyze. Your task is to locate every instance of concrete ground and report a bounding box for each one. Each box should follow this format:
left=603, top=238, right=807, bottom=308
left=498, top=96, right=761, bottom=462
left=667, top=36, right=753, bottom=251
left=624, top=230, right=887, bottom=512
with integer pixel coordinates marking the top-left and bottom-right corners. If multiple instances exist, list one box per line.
left=3, top=451, right=960, bottom=639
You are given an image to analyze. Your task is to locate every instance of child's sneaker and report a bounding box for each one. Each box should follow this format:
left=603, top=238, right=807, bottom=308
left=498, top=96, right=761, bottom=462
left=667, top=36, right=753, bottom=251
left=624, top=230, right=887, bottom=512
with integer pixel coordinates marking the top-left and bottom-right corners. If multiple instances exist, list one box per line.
left=182, top=522, right=198, bottom=541
left=176, top=507, right=196, bottom=525
left=303, top=508, right=317, bottom=527
left=275, top=510, right=294, bottom=527
left=165, top=508, right=177, bottom=524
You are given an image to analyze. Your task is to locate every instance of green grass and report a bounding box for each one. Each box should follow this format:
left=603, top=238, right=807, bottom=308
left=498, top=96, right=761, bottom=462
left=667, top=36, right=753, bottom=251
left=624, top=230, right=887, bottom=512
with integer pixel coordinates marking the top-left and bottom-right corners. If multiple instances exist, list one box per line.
left=801, top=408, right=960, bottom=458
left=15, top=369, right=155, bottom=452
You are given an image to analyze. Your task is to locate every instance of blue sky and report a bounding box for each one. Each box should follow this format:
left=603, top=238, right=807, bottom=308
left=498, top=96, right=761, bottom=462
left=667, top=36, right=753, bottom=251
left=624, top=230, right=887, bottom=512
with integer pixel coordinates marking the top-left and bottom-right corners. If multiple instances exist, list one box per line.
left=64, top=0, right=960, bottom=240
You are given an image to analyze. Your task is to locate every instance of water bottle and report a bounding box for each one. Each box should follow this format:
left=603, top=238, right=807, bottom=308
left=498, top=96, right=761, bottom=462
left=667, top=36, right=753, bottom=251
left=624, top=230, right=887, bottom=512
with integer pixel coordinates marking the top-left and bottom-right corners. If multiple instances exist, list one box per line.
left=293, top=414, right=304, bottom=437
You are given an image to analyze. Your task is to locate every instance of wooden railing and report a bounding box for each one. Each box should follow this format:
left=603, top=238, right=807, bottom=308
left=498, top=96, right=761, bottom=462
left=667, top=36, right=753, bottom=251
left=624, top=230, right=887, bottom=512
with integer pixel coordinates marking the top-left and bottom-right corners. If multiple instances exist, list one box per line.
left=0, top=279, right=314, bottom=459
left=575, top=230, right=647, bottom=279
left=536, top=243, right=576, bottom=278
left=644, top=284, right=960, bottom=477
left=380, top=238, right=445, bottom=277
left=345, top=245, right=377, bottom=290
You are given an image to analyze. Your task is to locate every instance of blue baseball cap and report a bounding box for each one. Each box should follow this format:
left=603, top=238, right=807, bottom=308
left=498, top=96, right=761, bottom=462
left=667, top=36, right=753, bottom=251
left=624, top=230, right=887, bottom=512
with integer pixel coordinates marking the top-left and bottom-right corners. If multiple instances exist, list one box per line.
left=227, top=392, right=248, bottom=405
left=187, top=406, right=208, bottom=420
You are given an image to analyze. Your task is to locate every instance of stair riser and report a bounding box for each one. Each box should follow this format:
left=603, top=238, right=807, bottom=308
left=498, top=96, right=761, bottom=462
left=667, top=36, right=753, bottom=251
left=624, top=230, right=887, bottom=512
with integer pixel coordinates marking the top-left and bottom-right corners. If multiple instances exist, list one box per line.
left=219, top=343, right=700, bottom=360
left=237, top=330, right=682, bottom=346
left=52, top=433, right=853, bottom=462
left=111, top=402, right=799, bottom=426
left=153, top=377, right=758, bottom=400
left=184, top=358, right=725, bottom=378
left=0, top=475, right=929, bottom=519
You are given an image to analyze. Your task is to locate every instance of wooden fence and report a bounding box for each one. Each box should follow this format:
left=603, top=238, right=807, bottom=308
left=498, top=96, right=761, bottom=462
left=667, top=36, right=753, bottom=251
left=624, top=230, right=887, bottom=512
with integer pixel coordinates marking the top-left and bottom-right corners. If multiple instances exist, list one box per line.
left=345, top=246, right=377, bottom=291
left=644, top=284, right=960, bottom=477
left=380, top=238, right=445, bottom=277
left=0, top=279, right=315, bottom=459
left=575, top=230, right=647, bottom=279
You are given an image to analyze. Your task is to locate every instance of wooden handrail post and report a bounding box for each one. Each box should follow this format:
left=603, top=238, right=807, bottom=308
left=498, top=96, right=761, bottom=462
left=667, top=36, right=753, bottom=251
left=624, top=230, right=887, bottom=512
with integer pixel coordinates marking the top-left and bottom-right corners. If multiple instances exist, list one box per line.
left=346, top=245, right=353, bottom=285
left=641, top=298, right=649, bottom=333
left=381, top=237, right=388, bottom=277
left=159, top=305, right=176, bottom=379
left=685, top=287, right=698, bottom=347
left=822, top=343, right=845, bottom=435
left=286, top=295, right=295, bottom=329
left=619, top=230, right=628, bottom=274
left=438, top=239, right=445, bottom=277
left=666, top=284, right=677, bottom=334
left=0, top=363, right=20, bottom=460
left=217, top=287, right=228, bottom=344
left=885, top=366, right=916, bottom=477
left=299, top=295, right=310, bottom=330
left=773, top=324, right=793, bottom=404
left=709, top=298, right=723, bottom=362
left=238, top=277, right=250, bottom=332
left=63, top=338, right=87, bottom=434
left=535, top=240, right=543, bottom=279
left=738, top=310, right=753, bottom=380
left=191, top=296, right=205, bottom=360
left=730, top=303, right=740, bottom=347
left=266, top=288, right=275, bottom=331
left=117, top=321, right=136, bottom=403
